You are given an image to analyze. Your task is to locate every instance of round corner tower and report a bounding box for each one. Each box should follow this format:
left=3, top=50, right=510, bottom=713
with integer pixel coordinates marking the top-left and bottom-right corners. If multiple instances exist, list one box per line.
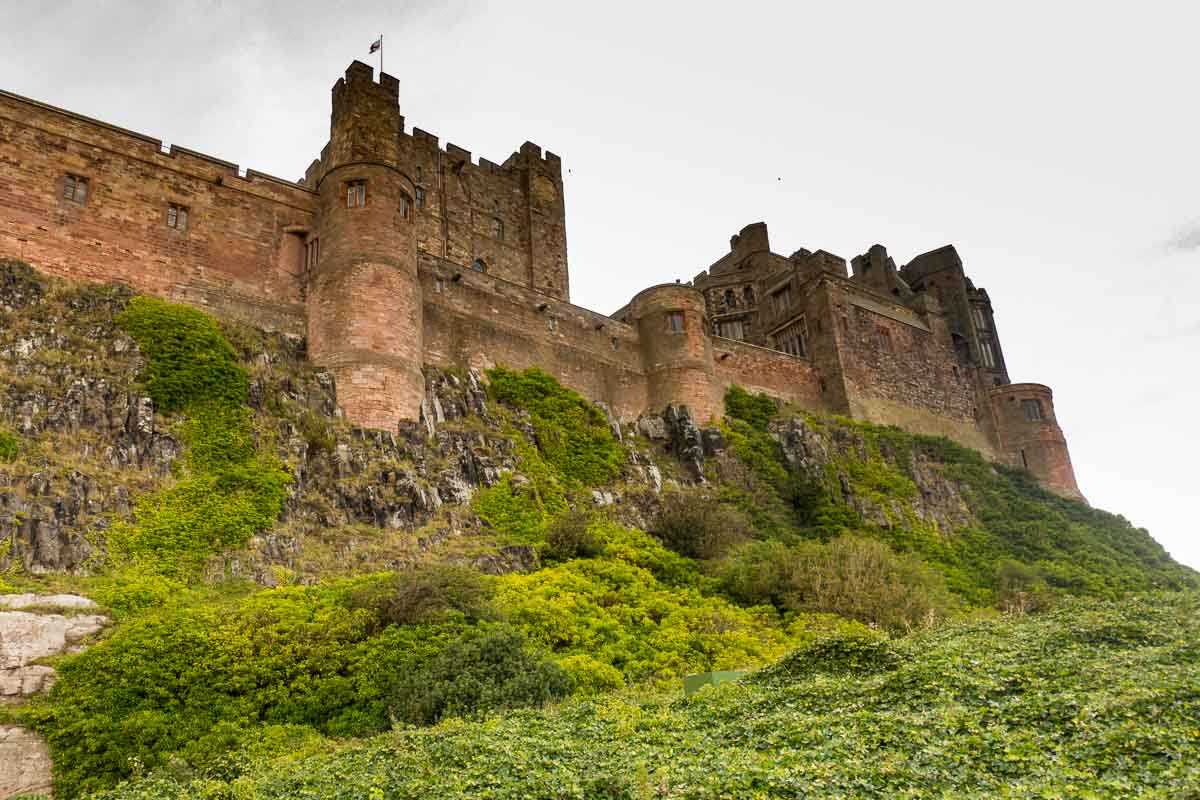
left=988, top=383, right=1084, bottom=502
left=307, top=61, right=423, bottom=430
left=629, top=283, right=719, bottom=423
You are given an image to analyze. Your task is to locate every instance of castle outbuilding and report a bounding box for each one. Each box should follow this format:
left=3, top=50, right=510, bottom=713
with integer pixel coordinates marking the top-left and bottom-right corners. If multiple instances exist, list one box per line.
left=0, top=62, right=1082, bottom=500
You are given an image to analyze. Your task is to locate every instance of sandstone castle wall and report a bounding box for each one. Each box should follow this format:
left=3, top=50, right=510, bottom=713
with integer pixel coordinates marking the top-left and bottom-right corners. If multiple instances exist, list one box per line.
left=0, top=62, right=1083, bottom=500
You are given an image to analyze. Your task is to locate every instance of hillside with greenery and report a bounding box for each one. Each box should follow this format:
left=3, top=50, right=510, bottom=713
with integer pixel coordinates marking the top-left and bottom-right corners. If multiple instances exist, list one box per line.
left=87, top=593, right=1200, bottom=799
left=0, top=260, right=1195, bottom=798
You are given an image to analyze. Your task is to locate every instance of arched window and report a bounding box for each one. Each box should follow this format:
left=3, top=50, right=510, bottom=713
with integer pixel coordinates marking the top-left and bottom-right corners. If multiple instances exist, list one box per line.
left=723, top=289, right=737, bottom=309
left=471, top=258, right=487, bottom=273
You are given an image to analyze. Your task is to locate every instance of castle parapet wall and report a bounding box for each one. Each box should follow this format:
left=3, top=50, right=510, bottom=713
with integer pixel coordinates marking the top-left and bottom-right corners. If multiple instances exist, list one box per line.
left=0, top=90, right=315, bottom=335
left=419, top=253, right=646, bottom=420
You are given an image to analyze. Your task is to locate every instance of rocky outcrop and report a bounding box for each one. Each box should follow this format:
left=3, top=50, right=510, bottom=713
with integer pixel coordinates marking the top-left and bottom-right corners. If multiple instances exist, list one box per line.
left=0, top=593, right=108, bottom=799
left=771, top=416, right=973, bottom=532
left=0, top=595, right=107, bottom=701
left=0, top=725, right=53, bottom=799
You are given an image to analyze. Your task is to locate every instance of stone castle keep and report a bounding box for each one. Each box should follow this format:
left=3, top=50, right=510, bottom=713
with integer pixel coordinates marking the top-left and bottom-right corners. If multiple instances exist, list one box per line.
left=0, top=61, right=1083, bottom=499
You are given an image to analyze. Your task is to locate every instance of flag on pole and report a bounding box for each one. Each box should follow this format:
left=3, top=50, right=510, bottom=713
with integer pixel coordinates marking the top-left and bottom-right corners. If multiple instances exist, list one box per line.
left=369, top=37, right=382, bottom=54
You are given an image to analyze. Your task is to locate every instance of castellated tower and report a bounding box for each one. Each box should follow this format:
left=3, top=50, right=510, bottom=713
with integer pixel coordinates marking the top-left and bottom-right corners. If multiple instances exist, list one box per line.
left=307, top=62, right=424, bottom=429
left=989, top=384, right=1084, bottom=501
left=628, top=284, right=719, bottom=424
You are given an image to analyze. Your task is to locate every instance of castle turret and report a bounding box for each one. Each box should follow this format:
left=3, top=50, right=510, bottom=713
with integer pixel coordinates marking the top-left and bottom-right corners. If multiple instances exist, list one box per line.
left=628, top=283, right=719, bottom=423
left=989, top=383, right=1084, bottom=501
left=307, top=62, right=424, bottom=429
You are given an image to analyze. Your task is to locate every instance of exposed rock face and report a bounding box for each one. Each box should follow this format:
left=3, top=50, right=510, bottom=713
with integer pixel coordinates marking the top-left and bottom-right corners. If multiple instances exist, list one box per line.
left=663, top=405, right=707, bottom=481
left=0, top=725, right=53, bottom=799
left=0, top=266, right=177, bottom=575
left=0, top=593, right=107, bottom=800
left=771, top=416, right=974, bottom=532
left=0, top=604, right=107, bottom=701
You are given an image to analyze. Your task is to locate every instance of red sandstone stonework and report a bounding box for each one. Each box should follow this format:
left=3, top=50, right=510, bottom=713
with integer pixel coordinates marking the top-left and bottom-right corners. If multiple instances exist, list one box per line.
left=0, top=62, right=1082, bottom=499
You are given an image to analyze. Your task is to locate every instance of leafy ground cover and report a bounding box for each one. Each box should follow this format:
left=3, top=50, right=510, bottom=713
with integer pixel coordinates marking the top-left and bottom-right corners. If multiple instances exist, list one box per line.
left=89, top=593, right=1200, bottom=799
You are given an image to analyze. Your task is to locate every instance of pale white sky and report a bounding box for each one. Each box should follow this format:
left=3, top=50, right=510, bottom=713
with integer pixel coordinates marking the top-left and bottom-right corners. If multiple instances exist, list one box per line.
left=2, top=0, right=1196, bottom=568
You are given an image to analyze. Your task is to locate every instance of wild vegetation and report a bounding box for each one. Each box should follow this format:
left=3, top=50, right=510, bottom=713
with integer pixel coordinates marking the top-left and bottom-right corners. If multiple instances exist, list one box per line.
left=87, top=593, right=1200, bottom=799
left=1, top=282, right=1195, bottom=798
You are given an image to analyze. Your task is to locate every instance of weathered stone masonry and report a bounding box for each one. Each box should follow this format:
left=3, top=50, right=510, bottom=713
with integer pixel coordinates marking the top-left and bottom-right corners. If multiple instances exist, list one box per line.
left=0, top=61, right=1082, bottom=500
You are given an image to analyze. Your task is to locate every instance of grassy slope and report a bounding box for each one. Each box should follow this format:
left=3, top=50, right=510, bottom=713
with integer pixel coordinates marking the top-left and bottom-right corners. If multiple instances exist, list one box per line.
left=93, top=593, right=1200, bottom=799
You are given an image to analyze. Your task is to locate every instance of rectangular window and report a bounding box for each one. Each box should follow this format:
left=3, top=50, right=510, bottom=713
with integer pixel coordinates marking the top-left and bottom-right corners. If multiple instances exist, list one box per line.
left=775, top=317, right=808, bottom=357
left=493, top=217, right=504, bottom=240
left=63, top=174, right=88, bottom=204
left=305, top=238, right=320, bottom=270
left=978, top=337, right=996, bottom=368
left=878, top=328, right=892, bottom=352
left=166, top=203, right=188, bottom=231
left=1021, top=399, right=1044, bottom=421
left=717, top=320, right=745, bottom=340
left=772, top=287, right=792, bottom=314
left=346, top=180, right=366, bottom=208
left=415, top=186, right=426, bottom=209
left=971, top=305, right=989, bottom=332
left=399, top=192, right=411, bottom=219
left=667, top=311, right=685, bottom=333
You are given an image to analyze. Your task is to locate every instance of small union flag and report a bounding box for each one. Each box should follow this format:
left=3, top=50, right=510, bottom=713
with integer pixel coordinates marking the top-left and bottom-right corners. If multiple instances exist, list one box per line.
left=369, top=37, right=382, bottom=54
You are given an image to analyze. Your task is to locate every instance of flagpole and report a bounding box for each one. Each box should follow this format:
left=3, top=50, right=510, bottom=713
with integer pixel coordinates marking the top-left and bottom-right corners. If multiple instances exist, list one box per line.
left=380, top=34, right=383, bottom=74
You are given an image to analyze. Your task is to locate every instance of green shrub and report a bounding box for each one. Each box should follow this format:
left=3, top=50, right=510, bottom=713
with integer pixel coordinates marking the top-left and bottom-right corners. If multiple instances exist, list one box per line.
left=721, top=535, right=959, bottom=633
left=487, top=367, right=623, bottom=486
left=724, top=384, right=778, bottom=431
left=650, top=489, right=753, bottom=560
left=542, top=511, right=602, bottom=563
left=496, top=555, right=794, bottom=683
left=23, top=582, right=466, bottom=796
left=390, top=625, right=570, bottom=725
left=116, top=296, right=248, bottom=413
left=349, top=565, right=493, bottom=628
left=296, top=409, right=336, bottom=456
left=993, top=558, right=1054, bottom=614
left=0, top=429, right=17, bottom=462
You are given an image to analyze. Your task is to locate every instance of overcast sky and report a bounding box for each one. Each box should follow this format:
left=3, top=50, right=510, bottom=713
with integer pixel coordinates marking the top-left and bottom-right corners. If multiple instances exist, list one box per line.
left=2, top=0, right=1196, bottom=569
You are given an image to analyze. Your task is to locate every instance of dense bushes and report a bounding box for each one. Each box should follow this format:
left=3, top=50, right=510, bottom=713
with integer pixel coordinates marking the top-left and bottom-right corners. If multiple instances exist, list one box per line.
left=720, top=385, right=1196, bottom=604
left=23, top=582, right=561, bottom=797
left=349, top=564, right=493, bottom=628
left=720, top=535, right=959, bottom=632
left=390, top=626, right=570, bottom=725
left=541, top=511, right=603, bottom=563
left=90, top=593, right=1200, bottom=799
left=650, top=489, right=753, bottom=560
left=495, top=555, right=796, bottom=684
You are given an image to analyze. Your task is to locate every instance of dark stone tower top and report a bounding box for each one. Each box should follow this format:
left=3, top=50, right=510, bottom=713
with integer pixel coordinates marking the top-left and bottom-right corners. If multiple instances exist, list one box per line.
left=327, top=61, right=402, bottom=172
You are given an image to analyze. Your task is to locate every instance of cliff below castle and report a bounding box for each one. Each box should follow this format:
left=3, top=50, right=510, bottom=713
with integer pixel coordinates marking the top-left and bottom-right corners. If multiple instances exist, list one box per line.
left=0, top=259, right=1195, bottom=799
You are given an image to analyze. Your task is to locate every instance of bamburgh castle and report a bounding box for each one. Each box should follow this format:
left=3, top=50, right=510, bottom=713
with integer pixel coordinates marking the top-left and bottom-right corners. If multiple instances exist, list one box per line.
left=0, top=61, right=1082, bottom=500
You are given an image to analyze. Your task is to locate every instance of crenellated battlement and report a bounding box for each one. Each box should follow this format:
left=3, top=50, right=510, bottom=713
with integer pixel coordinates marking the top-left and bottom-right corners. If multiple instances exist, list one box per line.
left=0, top=90, right=314, bottom=204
